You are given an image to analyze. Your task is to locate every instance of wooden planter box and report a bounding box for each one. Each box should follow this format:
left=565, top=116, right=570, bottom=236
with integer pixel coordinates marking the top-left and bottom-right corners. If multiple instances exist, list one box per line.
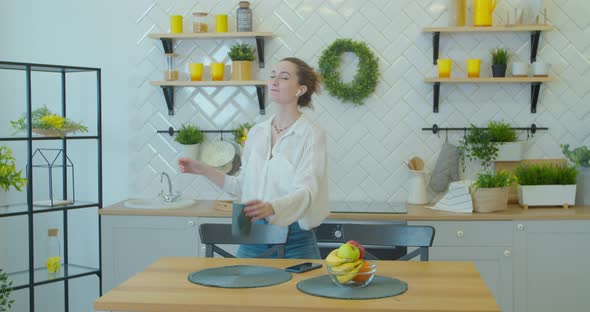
left=518, top=185, right=576, bottom=209
left=470, top=187, right=509, bottom=213
left=232, top=61, right=252, bottom=80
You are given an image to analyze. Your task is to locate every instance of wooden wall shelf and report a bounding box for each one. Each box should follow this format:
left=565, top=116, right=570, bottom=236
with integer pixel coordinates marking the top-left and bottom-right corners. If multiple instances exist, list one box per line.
left=422, top=25, right=553, bottom=64
left=424, top=76, right=552, bottom=113
left=150, top=80, right=267, bottom=115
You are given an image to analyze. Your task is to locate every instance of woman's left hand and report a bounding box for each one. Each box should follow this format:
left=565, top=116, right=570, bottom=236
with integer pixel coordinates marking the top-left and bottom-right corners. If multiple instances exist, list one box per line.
left=244, top=200, right=275, bottom=222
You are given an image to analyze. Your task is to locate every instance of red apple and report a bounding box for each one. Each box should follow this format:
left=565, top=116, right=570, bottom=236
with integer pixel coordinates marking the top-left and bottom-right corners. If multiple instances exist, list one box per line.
left=346, top=240, right=365, bottom=259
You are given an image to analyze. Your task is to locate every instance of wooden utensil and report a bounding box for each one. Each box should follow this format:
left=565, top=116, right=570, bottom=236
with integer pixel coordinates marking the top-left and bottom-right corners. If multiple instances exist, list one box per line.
left=409, top=156, right=425, bottom=171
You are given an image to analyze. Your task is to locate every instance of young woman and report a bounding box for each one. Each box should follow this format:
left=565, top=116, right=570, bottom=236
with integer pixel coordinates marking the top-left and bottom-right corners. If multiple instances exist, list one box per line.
left=178, top=57, right=329, bottom=259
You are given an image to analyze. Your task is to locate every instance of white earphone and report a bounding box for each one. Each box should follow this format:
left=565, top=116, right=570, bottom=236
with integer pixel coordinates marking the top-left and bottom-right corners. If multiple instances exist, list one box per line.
left=295, top=90, right=301, bottom=97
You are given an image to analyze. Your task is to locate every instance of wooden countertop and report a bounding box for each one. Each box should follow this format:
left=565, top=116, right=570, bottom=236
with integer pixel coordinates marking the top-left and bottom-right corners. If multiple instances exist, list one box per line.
left=94, top=257, right=500, bottom=312
left=99, top=200, right=590, bottom=221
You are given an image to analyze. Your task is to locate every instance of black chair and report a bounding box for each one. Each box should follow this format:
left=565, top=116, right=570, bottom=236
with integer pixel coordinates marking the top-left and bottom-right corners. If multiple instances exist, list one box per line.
left=199, top=223, right=288, bottom=258
left=341, top=224, right=435, bottom=261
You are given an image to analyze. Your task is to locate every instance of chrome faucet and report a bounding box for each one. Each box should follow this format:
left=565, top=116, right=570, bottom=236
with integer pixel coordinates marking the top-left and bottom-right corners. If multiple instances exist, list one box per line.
left=159, top=172, right=180, bottom=202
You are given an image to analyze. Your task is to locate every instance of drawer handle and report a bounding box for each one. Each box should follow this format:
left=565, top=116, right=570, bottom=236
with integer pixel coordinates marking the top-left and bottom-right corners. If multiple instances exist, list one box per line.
left=456, top=230, right=464, bottom=238
left=517, top=224, right=524, bottom=231
left=504, top=250, right=511, bottom=257
left=187, top=220, right=195, bottom=227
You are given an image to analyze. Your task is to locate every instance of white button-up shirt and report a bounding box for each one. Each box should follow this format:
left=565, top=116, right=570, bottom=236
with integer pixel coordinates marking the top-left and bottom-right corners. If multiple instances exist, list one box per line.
left=222, top=114, right=329, bottom=230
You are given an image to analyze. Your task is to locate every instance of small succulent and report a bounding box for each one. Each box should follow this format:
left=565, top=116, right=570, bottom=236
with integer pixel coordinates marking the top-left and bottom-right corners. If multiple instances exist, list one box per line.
left=490, top=47, right=510, bottom=65
left=472, top=171, right=516, bottom=189
left=227, top=43, right=256, bottom=61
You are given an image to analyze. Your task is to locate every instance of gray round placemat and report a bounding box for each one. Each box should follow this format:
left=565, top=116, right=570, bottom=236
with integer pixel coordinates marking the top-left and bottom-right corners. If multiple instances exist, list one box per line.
left=296, top=275, right=408, bottom=300
left=188, top=265, right=292, bottom=288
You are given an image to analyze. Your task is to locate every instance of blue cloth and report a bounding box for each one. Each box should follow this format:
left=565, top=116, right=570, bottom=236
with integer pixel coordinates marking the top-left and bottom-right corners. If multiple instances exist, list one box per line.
left=236, top=220, right=321, bottom=259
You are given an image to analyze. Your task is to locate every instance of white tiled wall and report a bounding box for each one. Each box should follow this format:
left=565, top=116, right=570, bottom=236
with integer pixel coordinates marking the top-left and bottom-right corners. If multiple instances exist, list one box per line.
left=131, top=0, right=590, bottom=203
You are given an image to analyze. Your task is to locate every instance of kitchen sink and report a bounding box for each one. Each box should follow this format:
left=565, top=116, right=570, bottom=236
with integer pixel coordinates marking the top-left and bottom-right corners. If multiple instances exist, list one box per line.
left=123, top=198, right=195, bottom=209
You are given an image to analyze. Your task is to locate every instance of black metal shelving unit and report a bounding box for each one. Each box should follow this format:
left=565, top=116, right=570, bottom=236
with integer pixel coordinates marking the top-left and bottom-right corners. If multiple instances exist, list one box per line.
left=0, top=61, right=102, bottom=312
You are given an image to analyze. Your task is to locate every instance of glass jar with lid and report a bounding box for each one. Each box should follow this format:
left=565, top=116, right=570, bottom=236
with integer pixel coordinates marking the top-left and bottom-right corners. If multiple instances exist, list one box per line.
left=193, top=12, right=209, bottom=33
left=236, top=1, right=252, bottom=32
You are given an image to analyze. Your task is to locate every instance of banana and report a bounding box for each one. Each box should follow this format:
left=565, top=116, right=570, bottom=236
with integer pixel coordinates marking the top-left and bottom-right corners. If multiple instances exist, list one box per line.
left=326, top=249, right=347, bottom=266
left=330, top=259, right=364, bottom=273
left=336, top=260, right=365, bottom=284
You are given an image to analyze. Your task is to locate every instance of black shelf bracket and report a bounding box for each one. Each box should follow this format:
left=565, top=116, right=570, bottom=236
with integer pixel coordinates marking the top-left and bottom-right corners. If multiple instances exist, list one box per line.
left=256, top=36, right=265, bottom=68
left=256, top=86, right=266, bottom=115
left=432, top=32, right=440, bottom=64
left=161, top=39, right=173, bottom=54
left=530, top=31, right=541, bottom=63
left=531, top=82, right=542, bottom=113
left=161, top=86, right=175, bottom=115
left=433, top=82, right=440, bottom=113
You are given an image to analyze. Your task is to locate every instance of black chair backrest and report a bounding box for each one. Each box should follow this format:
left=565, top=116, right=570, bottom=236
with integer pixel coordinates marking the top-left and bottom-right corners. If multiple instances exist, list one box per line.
left=341, top=224, right=435, bottom=261
left=199, top=223, right=288, bottom=258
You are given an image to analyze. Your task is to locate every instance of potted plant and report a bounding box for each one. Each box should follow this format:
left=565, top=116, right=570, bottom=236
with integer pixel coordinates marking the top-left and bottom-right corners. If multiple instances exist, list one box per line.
left=561, top=144, right=590, bottom=205
left=459, top=124, right=498, bottom=171
left=232, top=122, right=253, bottom=148
left=11, top=106, right=88, bottom=137
left=228, top=43, right=255, bottom=80
left=0, top=269, right=14, bottom=312
left=488, top=121, right=525, bottom=161
left=175, top=124, right=204, bottom=160
left=514, top=164, right=578, bottom=208
left=0, top=146, right=27, bottom=193
left=470, top=171, right=515, bottom=213
left=490, top=47, right=510, bottom=77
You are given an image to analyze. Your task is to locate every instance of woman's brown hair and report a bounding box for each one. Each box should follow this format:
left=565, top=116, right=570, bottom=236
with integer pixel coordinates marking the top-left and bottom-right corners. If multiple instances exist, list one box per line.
left=281, top=57, right=321, bottom=108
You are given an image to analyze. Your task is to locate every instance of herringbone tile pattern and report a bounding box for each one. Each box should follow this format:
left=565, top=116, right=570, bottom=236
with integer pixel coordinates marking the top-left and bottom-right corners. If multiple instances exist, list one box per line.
left=130, top=0, right=590, bottom=203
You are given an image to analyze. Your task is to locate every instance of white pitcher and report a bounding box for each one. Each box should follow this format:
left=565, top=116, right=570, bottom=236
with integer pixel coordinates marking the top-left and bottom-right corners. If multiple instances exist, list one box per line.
left=407, top=170, right=429, bottom=205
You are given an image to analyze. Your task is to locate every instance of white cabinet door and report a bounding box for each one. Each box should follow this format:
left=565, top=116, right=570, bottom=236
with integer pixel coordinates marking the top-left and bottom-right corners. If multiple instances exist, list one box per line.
left=410, top=221, right=513, bottom=312
left=102, top=216, right=198, bottom=292
left=513, top=220, right=590, bottom=312
left=197, top=217, right=238, bottom=257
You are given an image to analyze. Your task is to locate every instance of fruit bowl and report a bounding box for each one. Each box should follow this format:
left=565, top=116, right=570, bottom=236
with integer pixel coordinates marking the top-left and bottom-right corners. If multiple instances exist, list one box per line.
left=327, top=261, right=376, bottom=288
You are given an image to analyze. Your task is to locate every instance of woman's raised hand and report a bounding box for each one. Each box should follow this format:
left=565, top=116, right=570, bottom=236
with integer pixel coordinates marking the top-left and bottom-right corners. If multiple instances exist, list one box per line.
left=178, top=157, right=207, bottom=175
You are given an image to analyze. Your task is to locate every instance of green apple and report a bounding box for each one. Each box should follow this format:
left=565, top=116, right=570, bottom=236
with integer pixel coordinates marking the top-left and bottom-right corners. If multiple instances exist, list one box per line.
left=337, top=243, right=360, bottom=261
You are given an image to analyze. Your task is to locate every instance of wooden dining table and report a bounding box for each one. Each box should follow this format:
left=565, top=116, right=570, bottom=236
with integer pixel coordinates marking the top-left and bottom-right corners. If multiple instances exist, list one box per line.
left=94, top=257, right=500, bottom=312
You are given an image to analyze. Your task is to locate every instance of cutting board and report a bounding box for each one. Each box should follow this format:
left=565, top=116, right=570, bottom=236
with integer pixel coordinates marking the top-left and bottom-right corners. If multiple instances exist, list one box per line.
left=494, top=158, right=567, bottom=204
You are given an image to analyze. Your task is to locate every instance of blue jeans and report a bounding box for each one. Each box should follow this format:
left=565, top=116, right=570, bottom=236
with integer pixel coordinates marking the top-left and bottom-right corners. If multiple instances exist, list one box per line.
left=236, top=220, right=321, bottom=259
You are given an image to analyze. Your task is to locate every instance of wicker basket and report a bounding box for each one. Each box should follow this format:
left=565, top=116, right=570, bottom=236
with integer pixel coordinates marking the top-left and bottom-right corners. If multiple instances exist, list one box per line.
left=470, top=187, right=509, bottom=213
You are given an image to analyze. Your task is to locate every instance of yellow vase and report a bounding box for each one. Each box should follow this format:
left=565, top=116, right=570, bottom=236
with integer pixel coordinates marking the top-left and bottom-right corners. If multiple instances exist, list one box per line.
left=474, top=0, right=497, bottom=27
left=216, top=14, right=228, bottom=32
left=466, top=59, right=482, bottom=78
left=189, top=63, right=204, bottom=81
left=437, top=59, right=452, bottom=78
left=211, top=63, right=225, bottom=81
left=170, top=15, right=183, bottom=34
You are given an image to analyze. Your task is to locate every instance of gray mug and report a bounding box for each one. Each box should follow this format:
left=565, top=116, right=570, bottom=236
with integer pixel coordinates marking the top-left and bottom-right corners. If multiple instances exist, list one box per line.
left=231, top=203, right=251, bottom=236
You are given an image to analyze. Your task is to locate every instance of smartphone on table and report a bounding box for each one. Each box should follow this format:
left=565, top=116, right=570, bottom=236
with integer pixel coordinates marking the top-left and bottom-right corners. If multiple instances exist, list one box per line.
left=285, top=262, right=322, bottom=273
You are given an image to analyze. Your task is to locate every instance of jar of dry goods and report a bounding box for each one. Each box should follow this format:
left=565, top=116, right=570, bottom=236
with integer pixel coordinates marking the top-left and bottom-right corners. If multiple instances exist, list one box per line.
left=193, top=12, right=209, bottom=33
left=236, top=1, right=252, bottom=32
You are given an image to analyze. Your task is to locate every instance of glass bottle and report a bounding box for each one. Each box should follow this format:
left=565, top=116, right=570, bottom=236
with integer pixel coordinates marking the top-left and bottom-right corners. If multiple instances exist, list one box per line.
left=164, top=53, right=179, bottom=81
left=46, top=228, right=61, bottom=274
left=236, top=1, right=252, bottom=32
left=192, top=12, right=209, bottom=33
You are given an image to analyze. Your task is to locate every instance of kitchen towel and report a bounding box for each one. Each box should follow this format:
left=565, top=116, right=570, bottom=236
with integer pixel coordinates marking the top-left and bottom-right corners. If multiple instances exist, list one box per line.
left=188, top=265, right=292, bottom=288
left=296, top=275, right=408, bottom=299
left=429, top=140, right=461, bottom=192
left=428, top=180, right=473, bottom=213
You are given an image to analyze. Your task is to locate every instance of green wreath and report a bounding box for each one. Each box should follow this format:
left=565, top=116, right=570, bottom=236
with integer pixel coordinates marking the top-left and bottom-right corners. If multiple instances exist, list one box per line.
left=318, top=39, right=379, bottom=106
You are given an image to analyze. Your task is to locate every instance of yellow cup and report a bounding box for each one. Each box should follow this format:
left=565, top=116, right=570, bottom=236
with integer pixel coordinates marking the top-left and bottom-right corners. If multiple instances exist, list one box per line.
left=189, top=63, right=204, bottom=81
left=216, top=14, right=228, bottom=32
left=437, top=59, right=452, bottom=78
left=170, top=15, right=183, bottom=34
left=211, top=63, right=225, bottom=81
left=466, top=59, right=482, bottom=78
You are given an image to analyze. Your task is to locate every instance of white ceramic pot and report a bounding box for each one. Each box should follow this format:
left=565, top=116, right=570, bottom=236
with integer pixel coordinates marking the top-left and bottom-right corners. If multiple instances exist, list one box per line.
left=407, top=170, right=428, bottom=205
left=182, top=144, right=200, bottom=160
left=532, top=62, right=551, bottom=77
left=511, top=62, right=529, bottom=77
left=495, top=141, right=526, bottom=162
left=576, top=167, right=590, bottom=205
left=518, top=185, right=577, bottom=207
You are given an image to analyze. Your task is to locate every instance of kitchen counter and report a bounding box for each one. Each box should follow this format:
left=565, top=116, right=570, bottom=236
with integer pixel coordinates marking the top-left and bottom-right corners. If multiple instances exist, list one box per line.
left=99, top=200, right=590, bottom=220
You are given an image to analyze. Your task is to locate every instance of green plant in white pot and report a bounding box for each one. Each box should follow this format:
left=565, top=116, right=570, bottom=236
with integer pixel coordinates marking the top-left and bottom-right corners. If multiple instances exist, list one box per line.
left=561, top=144, right=590, bottom=205
left=175, top=124, right=204, bottom=160
left=514, top=164, right=578, bottom=209
left=488, top=121, right=525, bottom=162
left=471, top=171, right=515, bottom=213
left=228, top=43, right=255, bottom=81
left=0, top=269, right=15, bottom=312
